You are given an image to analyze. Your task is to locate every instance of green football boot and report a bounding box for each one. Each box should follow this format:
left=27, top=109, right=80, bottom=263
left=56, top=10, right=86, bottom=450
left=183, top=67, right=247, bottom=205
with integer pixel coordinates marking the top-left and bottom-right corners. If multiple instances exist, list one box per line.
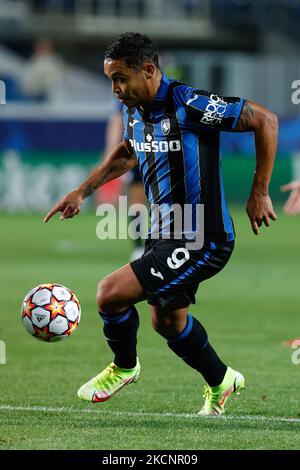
left=77, top=359, right=140, bottom=403
left=198, top=367, right=245, bottom=416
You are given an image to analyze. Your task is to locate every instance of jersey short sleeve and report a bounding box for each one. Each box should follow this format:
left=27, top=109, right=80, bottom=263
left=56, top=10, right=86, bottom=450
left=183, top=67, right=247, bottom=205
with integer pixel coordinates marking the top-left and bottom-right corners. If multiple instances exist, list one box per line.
left=182, top=88, right=244, bottom=131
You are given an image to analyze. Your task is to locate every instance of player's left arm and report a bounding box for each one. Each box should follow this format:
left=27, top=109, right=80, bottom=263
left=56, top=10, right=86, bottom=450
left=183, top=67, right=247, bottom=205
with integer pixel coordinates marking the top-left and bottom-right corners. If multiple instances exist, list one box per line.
left=235, top=100, right=278, bottom=235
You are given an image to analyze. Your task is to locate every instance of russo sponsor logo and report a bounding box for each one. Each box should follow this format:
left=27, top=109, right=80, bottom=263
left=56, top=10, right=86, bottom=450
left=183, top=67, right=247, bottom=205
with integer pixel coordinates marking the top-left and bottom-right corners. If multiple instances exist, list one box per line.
left=129, top=137, right=181, bottom=153
left=200, top=94, right=227, bottom=126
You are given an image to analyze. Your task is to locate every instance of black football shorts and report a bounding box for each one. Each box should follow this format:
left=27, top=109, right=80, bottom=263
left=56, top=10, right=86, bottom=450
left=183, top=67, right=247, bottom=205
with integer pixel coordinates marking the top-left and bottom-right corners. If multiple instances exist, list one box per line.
left=130, top=238, right=234, bottom=308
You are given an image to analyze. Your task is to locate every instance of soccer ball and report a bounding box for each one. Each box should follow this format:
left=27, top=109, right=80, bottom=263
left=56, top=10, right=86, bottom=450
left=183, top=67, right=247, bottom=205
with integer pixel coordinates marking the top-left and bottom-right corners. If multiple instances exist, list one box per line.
left=21, top=283, right=81, bottom=342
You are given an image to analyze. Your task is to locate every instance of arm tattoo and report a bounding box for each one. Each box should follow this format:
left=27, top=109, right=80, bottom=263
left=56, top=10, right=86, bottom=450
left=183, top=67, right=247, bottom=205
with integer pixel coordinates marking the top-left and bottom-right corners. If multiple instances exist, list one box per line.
left=82, top=184, right=95, bottom=199
left=81, top=157, right=134, bottom=199
left=236, top=100, right=254, bottom=131
left=82, top=165, right=117, bottom=199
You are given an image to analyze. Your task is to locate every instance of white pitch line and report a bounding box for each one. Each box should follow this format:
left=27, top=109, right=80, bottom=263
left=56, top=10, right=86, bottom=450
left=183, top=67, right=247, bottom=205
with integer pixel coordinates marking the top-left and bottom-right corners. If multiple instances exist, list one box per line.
left=0, top=405, right=300, bottom=424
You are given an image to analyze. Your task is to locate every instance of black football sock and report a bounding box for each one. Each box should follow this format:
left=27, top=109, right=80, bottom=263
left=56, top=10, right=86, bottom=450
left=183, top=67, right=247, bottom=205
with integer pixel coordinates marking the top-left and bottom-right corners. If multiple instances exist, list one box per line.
left=166, top=315, right=227, bottom=387
left=99, top=306, right=139, bottom=369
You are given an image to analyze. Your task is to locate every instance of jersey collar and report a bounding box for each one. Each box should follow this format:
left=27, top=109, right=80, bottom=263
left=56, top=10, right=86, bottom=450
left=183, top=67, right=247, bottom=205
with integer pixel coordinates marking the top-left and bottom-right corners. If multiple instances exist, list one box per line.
left=154, top=73, right=171, bottom=103
left=138, top=74, right=171, bottom=116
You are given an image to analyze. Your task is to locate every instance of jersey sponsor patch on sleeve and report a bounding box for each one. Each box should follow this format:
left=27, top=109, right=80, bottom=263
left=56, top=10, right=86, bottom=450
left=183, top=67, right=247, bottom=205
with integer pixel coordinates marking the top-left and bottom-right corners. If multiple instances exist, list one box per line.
left=184, top=90, right=243, bottom=131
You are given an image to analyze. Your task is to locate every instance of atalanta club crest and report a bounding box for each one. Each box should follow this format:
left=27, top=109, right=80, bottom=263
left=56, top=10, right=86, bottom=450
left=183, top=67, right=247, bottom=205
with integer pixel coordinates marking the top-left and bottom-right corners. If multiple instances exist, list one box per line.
left=161, top=118, right=171, bottom=135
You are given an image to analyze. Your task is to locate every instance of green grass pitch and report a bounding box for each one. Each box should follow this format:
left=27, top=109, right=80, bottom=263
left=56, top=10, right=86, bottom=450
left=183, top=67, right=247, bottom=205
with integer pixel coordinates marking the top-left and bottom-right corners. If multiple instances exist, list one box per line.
left=0, top=206, right=300, bottom=450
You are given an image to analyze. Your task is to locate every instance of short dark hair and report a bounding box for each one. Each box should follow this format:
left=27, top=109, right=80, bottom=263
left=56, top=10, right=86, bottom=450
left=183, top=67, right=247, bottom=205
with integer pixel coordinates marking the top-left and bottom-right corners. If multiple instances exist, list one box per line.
left=104, top=32, right=159, bottom=70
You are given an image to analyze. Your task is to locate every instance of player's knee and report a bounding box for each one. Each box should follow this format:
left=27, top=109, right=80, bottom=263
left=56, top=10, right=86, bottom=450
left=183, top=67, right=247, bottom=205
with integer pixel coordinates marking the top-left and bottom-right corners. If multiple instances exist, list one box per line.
left=96, top=278, right=117, bottom=312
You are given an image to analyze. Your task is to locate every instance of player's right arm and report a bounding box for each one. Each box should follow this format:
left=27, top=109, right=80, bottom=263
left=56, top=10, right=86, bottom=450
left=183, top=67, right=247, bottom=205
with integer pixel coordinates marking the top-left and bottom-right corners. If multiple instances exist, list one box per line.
left=44, top=140, right=136, bottom=222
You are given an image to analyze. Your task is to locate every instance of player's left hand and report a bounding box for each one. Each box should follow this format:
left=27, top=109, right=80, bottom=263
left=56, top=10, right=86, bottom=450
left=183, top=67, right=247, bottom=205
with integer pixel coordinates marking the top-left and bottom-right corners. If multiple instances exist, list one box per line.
left=246, top=192, right=277, bottom=235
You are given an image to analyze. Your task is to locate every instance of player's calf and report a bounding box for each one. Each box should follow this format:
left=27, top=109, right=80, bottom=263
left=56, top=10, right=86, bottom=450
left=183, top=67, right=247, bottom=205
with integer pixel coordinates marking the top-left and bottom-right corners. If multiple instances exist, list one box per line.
left=151, top=308, right=187, bottom=338
left=99, top=306, right=140, bottom=369
left=155, top=313, right=228, bottom=388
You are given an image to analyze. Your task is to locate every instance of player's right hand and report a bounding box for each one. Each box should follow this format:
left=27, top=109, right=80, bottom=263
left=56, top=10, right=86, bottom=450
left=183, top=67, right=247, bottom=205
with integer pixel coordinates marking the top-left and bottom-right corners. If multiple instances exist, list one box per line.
left=44, top=190, right=83, bottom=223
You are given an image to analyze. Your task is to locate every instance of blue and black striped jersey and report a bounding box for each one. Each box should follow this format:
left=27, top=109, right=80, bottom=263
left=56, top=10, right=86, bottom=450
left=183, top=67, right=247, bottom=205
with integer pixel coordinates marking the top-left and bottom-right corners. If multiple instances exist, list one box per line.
left=123, top=74, right=244, bottom=242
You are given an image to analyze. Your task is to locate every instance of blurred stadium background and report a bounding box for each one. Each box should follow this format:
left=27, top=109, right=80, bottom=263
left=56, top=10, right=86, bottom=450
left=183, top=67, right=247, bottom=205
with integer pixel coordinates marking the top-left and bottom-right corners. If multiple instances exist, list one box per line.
left=1, top=0, right=300, bottom=451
